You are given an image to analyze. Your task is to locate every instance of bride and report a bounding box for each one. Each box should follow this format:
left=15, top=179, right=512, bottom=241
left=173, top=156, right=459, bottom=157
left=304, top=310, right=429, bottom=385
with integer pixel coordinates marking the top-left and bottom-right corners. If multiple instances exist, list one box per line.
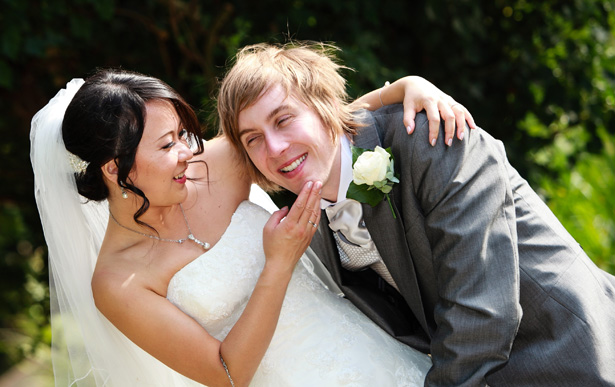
left=31, top=69, right=471, bottom=386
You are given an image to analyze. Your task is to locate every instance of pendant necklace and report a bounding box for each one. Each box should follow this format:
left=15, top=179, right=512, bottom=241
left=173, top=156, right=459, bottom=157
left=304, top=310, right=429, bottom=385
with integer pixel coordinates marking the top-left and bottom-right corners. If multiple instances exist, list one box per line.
left=109, top=203, right=210, bottom=250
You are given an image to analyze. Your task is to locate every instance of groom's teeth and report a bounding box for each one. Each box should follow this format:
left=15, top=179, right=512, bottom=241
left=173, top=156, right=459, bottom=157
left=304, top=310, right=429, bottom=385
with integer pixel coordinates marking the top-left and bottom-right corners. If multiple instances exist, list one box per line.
left=174, top=172, right=185, bottom=179
left=280, top=155, right=306, bottom=173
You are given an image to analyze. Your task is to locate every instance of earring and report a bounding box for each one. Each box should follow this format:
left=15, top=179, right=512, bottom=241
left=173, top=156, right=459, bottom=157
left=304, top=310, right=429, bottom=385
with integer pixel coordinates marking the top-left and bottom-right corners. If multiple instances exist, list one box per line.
left=121, top=187, right=128, bottom=199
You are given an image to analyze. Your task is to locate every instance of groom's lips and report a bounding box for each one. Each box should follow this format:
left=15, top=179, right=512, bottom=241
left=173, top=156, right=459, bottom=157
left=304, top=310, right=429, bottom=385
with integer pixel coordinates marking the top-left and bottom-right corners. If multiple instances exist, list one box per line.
left=278, top=153, right=307, bottom=177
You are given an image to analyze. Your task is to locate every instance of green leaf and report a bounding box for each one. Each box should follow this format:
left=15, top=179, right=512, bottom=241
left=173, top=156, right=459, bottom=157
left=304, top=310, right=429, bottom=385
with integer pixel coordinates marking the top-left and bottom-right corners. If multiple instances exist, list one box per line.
left=385, top=155, right=399, bottom=183
left=347, top=182, right=384, bottom=207
left=372, top=180, right=386, bottom=189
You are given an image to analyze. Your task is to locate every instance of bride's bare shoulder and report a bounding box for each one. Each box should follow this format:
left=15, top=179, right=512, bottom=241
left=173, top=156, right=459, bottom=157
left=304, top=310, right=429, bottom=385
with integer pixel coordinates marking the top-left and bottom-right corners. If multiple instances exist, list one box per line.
left=91, top=244, right=165, bottom=318
left=91, top=251, right=138, bottom=315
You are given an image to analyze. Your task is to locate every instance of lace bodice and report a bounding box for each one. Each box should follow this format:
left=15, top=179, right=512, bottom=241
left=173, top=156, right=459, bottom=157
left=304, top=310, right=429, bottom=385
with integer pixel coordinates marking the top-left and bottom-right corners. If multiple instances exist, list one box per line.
left=167, top=201, right=431, bottom=386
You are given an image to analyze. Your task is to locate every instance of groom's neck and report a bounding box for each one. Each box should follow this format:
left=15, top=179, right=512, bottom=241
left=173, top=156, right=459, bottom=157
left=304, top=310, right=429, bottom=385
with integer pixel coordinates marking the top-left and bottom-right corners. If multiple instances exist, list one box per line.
left=320, top=142, right=344, bottom=203
left=321, top=184, right=339, bottom=203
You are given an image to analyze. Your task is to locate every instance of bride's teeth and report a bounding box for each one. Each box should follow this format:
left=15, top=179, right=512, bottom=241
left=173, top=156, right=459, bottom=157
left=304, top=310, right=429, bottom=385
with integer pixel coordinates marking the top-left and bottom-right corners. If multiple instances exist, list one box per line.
left=174, top=172, right=185, bottom=179
left=281, top=155, right=306, bottom=173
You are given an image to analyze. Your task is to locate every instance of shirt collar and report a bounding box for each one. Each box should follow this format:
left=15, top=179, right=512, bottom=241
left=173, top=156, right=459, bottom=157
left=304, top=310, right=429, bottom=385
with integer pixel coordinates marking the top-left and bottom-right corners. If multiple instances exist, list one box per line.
left=320, top=136, right=353, bottom=209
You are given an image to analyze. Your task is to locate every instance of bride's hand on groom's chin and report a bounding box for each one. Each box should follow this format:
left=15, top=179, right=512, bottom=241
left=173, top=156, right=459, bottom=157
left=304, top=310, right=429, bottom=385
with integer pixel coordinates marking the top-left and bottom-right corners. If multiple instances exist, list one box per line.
left=262, top=180, right=322, bottom=274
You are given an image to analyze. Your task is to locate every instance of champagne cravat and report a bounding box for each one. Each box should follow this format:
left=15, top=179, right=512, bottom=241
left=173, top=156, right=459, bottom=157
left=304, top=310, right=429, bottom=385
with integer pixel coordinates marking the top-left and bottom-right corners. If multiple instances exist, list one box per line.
left=325, top=199, right=398, bottom=291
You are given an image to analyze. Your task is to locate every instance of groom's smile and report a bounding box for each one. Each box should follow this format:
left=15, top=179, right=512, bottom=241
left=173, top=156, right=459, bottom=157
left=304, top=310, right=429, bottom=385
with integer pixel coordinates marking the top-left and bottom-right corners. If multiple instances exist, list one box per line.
left=237, top=84, right=342, bottom=201
left=279, top=153, right=307, bottom=173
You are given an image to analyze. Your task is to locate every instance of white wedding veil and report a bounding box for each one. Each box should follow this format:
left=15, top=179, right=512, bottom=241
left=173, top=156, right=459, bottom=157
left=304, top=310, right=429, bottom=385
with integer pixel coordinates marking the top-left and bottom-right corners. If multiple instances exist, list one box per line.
left=31, top=79, right=199, bottom=386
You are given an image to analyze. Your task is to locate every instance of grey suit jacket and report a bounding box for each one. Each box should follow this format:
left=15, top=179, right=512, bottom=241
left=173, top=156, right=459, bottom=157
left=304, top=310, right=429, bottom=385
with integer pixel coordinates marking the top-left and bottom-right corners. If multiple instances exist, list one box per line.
left=310, top=105, right=615, bottom=386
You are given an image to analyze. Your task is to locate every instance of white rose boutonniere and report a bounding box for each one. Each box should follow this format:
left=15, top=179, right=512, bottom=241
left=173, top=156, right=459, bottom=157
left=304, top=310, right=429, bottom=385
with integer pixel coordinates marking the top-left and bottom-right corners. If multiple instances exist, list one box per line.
left=347, top=145, right=399, bottom=218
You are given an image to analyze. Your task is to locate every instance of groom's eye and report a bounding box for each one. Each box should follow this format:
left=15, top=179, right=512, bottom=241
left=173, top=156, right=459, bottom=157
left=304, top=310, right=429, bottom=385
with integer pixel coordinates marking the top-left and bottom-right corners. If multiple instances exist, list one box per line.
left=246, top=135, right=260, bottom=145
left=277, top=115, right=292, bottom=126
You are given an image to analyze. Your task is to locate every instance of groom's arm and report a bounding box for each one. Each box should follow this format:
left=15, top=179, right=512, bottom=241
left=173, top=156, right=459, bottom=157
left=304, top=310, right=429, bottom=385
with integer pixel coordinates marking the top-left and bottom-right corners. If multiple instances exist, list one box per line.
left=379, top=106, right=522, bottom=386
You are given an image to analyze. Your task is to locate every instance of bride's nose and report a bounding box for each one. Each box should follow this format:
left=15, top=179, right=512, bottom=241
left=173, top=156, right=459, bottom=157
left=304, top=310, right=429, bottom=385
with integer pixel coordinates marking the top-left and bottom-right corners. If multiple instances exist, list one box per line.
left=177, top=142, right=194, bottom=162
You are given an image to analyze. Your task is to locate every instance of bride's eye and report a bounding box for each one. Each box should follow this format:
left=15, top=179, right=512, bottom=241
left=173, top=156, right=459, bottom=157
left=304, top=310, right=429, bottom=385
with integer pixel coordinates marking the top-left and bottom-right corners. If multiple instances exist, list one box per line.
left=179, top=128, right=188, bottom=139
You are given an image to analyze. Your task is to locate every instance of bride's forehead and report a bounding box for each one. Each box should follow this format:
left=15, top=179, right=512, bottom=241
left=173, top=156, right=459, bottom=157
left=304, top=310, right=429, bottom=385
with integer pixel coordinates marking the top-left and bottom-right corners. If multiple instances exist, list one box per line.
left=143, top=101, right=180, bottom=133
left=145, top=100, right=178, bottom=120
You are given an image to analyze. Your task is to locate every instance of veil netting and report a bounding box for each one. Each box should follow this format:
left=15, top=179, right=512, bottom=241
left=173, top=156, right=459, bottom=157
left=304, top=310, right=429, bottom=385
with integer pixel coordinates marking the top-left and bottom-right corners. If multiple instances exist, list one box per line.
left=30, top=79, right=202, bottom=386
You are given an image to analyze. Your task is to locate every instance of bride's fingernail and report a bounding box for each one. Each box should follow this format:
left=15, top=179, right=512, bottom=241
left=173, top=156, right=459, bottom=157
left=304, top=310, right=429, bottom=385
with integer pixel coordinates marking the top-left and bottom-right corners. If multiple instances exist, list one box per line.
left=306, top=181, right=313, bottom=189
left=459, top=131, right=465, bottom=141
left=431, top=138, right=436, bottom=147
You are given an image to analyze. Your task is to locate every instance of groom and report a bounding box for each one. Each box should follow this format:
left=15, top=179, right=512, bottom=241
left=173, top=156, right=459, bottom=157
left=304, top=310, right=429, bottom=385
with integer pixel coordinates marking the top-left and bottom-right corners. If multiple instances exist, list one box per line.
left=218, top=43, right=615, bottom=386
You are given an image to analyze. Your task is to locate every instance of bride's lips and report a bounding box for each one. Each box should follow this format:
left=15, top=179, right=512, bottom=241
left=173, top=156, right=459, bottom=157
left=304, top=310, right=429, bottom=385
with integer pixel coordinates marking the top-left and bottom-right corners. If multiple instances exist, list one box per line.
left=173, top=170, right=187, bottom=184
left=278, top=154, right=307, bottom=177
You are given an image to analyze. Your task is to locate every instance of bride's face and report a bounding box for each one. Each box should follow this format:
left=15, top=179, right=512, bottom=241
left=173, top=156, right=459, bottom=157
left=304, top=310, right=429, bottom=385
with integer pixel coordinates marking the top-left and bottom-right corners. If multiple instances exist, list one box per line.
left=129, top=100, right=193, bottom=206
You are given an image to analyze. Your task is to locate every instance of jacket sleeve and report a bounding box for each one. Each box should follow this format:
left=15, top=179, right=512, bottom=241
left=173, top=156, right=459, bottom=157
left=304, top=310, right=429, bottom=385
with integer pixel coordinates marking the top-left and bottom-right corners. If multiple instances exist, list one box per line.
left=379, top=107, right=523, bottom=387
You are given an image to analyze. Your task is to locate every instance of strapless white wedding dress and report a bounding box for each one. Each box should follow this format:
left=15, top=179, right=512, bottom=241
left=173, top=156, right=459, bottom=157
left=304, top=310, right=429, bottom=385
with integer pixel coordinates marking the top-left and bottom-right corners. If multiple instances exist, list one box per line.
left=167, top=201, right=431, bottom=386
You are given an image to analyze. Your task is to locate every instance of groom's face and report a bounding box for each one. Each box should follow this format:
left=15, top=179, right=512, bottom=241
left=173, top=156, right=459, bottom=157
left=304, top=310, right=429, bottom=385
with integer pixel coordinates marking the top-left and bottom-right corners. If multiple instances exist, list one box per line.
left=237, top=84, right=341, bottom=201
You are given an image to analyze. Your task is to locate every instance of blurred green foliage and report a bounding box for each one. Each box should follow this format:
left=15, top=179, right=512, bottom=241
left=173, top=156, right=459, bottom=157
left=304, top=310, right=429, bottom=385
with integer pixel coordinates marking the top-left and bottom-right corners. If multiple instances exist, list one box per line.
left=0, top=204, right=50, bottom=373
left=530, top=128, right=615, bottom=273
left=0, top=0, right=613, bottom=377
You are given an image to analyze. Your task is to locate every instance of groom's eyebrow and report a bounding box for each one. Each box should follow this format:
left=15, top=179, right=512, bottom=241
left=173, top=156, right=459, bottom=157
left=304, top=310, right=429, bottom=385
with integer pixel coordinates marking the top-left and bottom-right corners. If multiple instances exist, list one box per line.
left=238, top=104, right=292, bottom=140
left=266, top=104, right=291, bottom=121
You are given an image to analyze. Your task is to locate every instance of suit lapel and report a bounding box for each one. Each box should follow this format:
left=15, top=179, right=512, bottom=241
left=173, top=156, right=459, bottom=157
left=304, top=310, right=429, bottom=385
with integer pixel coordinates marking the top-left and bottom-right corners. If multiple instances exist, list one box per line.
left=352, top=110, right=380, bottom=149
left=354, top=118, right=431, bottom=336
left=361, top=193, right=431, bottom=336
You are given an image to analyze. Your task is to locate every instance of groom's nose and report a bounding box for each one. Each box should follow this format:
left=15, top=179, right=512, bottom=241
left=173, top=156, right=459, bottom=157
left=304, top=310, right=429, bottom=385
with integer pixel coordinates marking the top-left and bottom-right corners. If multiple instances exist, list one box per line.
left=265, top=132, right=289, bottom=157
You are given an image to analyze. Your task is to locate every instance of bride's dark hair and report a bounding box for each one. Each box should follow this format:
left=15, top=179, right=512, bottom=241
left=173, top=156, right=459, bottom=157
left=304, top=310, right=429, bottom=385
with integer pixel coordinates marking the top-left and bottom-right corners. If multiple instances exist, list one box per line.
left=62, top=68, right=204, bottom=222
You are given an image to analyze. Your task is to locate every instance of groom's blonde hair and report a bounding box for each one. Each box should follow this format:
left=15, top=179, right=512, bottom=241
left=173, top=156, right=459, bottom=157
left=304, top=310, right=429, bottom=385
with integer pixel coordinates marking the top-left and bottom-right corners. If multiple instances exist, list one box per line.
left=217, top=41, right=363, bottom=192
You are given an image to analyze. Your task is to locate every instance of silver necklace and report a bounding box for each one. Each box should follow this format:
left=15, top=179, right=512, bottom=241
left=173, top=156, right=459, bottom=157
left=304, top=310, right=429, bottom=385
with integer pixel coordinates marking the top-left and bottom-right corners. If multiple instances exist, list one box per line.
left=109, top=204, right=210, bottom=250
